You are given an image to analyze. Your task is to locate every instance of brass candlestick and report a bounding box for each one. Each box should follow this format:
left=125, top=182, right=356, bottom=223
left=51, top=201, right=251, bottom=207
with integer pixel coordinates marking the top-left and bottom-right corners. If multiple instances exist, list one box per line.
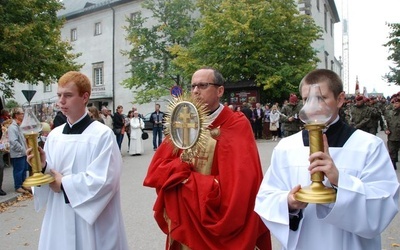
left=21, top=106, right=54, bottom=187
left=294, top=84, right=336, bottom=204
left=294, top=123, right=336, bottom=203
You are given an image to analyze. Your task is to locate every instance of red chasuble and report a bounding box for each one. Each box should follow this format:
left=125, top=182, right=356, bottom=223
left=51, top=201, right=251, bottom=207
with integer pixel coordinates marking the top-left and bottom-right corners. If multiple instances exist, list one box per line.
left=144, top=106, right=271, bottom=250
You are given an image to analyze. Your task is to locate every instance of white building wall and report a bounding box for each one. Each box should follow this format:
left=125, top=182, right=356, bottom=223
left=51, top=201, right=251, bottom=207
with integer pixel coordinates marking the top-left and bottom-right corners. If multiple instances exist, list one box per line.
left=298, top=0, right=341, bottom=75
left=112, top=2, right=167, bottom=115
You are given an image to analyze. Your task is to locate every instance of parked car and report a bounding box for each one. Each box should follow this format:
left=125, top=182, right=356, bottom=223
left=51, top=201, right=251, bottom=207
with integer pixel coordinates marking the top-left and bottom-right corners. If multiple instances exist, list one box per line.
left=142, top=113, right=153, bottom=130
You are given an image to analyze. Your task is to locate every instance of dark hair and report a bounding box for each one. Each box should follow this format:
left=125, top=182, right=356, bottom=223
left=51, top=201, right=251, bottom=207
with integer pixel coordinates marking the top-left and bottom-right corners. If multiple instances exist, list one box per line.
left=299, top=69, right=343, bottom=98
left=200, top=67, right=225, bottom=86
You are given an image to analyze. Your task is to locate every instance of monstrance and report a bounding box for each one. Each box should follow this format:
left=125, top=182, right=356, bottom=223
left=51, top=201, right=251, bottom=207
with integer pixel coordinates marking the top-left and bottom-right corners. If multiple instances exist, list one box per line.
left=164, top=93, right=210, bottom=162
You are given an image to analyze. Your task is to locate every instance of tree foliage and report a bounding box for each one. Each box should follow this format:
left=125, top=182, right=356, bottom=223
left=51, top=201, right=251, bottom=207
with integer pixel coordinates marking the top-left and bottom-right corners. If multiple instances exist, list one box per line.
left=0, top=0, right=81, bottom=98
left=384, top=23, right=400, bottom=85
left=122, top=0, right=198, bottom=104
left=172, top=0, right=322, bottom=99
left=5, top=99, right=19, bottom=109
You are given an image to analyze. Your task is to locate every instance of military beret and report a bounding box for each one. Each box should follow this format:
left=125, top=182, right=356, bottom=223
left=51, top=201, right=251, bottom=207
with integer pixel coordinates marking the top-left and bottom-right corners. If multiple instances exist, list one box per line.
left=289, top=94, right=298, bottom=103
left=355, top=95, right=364, bottom=101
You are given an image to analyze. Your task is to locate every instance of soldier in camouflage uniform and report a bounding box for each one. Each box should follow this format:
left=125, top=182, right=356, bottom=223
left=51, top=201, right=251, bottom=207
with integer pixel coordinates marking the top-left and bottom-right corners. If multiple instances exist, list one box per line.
left=384, top=96, right=400, bottom=170
left=376, top=97, right=387, bottom=131
left=365, top=97, right=380, bottom=135
left=349, top=95, right=371, bottom=133
left=340, top=98, right=353, bottom=125
left=279, top=94, right=303, bottom=137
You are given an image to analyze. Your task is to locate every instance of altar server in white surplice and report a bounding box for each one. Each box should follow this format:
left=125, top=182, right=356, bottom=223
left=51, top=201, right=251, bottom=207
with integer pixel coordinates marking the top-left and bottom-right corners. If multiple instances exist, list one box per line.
left=129, top=110, right=145, bottom=155
left=255, top=69, right=399, bottom=250
left=27, top=71, right=129, bottom=250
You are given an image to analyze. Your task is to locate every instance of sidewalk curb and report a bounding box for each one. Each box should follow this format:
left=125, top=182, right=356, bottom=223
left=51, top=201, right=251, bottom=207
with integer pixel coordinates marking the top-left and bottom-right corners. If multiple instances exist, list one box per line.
left=0, top=193, right=22, bottom=205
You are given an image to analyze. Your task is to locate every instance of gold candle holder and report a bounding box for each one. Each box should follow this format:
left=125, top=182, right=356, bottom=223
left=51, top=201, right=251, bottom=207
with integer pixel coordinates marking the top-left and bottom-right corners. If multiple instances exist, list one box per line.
left=21, top=106, right=54, bottom=187
left=23, top=133, right=54, bottom=187
left=294, top=124, right=336, bottom=203
left=294, top=84, right=336, bottom=204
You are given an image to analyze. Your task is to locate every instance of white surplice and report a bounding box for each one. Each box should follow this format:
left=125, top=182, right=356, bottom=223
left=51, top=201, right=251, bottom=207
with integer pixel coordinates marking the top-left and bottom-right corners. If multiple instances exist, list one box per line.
left=255, top=130, right=399, bottom=250
left=33, top=121, right=129, bottom=250
left=129, top=117, right=144, bottom=155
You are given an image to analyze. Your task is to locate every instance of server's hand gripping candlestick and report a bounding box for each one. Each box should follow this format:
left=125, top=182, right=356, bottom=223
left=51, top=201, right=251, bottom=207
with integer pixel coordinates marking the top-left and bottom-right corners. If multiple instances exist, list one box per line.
left=294, top=84, right=336, bottom=203
left=22, top=106, right=54, bottom=187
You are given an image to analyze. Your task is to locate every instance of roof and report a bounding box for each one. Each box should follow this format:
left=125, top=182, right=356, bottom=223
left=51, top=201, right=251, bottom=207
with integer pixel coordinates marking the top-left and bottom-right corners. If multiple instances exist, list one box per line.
left=58, top=0, right=132, bottom=19
left=328, top=0, right=340, bottom=23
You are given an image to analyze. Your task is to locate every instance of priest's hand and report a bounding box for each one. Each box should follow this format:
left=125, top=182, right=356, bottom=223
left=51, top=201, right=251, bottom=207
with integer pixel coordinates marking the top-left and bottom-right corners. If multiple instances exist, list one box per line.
left=49, top=169, right=63, bottom=193
left=288, top=185, right=308, bottom=210
left=308, top=134, right=339, bottom=186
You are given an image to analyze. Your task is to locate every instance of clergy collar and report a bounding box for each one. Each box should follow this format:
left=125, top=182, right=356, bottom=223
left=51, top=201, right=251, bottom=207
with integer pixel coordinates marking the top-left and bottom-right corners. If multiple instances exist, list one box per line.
left=63, top=114, right=94, bottom=134
left=66, top=112, right=87, bottom=128
left=207, top=104, right=223, bottom=124
left=322, top=116, right=340, bottom=132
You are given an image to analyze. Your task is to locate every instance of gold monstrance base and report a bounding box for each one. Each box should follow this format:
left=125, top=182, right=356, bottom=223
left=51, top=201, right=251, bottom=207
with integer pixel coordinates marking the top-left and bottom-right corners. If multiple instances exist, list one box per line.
left=22, top=133, right=54, bottom=187
left=294, top=123, right=336, bottom=204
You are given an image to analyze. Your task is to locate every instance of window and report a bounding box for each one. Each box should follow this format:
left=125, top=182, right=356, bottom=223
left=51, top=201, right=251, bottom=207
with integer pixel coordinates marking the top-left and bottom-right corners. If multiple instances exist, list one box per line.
left=316, top=0, right=320, bottom=11
left=71, top=28, right=77, bottom=41
left=130, top=12, right=139, bottom=20
left=330, top=19, right=333, bottom=37
left=44, top=84, right=52, bottom=93
left=95, top=22, right=102, bottom=36
left=93, top=63, right=104, bottom=86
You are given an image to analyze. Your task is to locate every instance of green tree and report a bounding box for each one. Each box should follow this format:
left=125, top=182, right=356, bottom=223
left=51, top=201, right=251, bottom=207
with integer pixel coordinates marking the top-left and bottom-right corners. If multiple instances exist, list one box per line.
left=122, top=0, right=199, bottom=104
left=384, top=23, right=400, bottom=85
left=0, top=0, right=81, bottom=98
left=172, top=0, right=321, bottom=99
left=5, top=99, right=19, bottom=109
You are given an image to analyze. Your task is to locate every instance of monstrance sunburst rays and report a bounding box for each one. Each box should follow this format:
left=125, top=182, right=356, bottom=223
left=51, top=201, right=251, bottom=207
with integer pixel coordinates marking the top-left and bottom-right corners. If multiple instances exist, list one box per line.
left=164, top=92, right=210, bottom=162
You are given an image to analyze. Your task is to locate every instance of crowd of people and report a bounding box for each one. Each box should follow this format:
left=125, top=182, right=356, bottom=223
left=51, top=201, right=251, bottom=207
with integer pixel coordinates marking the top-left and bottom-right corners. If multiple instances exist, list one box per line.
left=0, top=68, right=396, bottom=249
left=225, top=88, right=400, bottom=172
left=226, top=95, right=304, bottom=141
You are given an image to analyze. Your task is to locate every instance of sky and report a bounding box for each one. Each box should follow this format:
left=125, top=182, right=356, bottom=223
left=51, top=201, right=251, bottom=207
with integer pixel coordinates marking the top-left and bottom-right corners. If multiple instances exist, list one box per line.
left=334, top=0, right=400, bottom=97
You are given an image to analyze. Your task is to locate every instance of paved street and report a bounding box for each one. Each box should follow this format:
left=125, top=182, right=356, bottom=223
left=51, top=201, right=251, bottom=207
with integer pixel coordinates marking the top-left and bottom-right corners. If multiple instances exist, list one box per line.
left=0, top=131, right=399, bottom=249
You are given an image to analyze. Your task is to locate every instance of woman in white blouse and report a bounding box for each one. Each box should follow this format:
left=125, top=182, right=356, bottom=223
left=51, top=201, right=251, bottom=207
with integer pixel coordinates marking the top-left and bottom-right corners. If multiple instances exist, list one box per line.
left=269, top=105, right=280, bottom=141
left=129, top=111, right=145, bottom=155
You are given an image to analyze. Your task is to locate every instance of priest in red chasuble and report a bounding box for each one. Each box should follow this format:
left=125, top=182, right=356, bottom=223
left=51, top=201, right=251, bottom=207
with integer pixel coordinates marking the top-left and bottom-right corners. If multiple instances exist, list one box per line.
left=144, top=67, right=271, bottom=250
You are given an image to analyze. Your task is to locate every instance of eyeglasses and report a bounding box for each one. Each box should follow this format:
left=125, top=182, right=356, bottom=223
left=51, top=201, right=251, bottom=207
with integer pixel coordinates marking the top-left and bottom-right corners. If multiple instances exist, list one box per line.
left=191, top=82, right=221, bottom=90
